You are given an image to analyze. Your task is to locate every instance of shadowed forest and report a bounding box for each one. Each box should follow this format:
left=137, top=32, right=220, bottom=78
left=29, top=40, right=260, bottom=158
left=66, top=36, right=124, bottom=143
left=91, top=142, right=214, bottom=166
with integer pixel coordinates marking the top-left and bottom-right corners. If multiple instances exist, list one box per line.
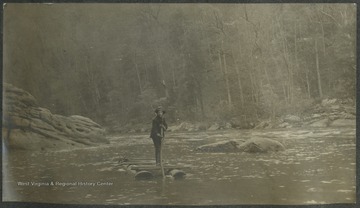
left=4, top=4, right=356, bottom=130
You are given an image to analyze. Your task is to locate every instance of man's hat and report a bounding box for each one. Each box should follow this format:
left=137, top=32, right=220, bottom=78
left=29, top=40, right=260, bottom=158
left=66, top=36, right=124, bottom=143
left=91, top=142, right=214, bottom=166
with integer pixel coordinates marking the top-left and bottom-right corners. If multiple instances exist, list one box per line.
left=154, top=106, right=166, bottom=114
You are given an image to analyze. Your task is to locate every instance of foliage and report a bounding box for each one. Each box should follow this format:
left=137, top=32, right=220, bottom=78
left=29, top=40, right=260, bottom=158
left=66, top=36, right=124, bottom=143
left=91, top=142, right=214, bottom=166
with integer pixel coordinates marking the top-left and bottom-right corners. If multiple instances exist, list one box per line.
left=4, top=4, right=356, bottom=127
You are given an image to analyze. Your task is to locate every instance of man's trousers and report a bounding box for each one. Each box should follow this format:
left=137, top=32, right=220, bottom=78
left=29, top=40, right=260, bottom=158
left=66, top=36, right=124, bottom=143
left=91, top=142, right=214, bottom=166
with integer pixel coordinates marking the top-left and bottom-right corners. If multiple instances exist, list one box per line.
left=151, top=137, right=162, bottom=165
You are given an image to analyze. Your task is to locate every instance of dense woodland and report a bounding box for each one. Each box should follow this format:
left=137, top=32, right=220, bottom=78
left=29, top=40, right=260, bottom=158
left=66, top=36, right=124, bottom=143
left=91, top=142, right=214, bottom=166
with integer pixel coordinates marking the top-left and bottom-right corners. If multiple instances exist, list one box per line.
left=4, top=4, right=356, bottom=128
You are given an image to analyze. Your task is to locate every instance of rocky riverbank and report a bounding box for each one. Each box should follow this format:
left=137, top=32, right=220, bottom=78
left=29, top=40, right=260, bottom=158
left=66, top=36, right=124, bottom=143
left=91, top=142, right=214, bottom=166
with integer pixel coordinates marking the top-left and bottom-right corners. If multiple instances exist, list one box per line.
left=254, top=98, right=355, bottom=129
left=3, top=83, right=109, bottom=151
left=108, top=98, right=355, bottom=134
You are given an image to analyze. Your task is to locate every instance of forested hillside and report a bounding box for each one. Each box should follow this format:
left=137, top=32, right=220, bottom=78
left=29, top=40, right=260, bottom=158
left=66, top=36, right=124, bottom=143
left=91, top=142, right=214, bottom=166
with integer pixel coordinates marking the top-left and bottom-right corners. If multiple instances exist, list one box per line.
left=4, top=4, right=356, bottom=130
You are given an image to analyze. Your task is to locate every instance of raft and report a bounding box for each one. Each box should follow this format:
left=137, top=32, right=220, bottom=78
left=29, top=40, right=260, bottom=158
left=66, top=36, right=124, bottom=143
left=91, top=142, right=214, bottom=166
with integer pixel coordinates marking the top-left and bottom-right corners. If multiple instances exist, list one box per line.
left=119, top=159, right=187, bottom=180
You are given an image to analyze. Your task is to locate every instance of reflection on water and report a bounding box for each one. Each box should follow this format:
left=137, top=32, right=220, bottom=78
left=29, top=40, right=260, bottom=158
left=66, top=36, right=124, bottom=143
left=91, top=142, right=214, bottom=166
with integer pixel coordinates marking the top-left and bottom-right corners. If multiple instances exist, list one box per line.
left=2, top=127, right=356, bottom=205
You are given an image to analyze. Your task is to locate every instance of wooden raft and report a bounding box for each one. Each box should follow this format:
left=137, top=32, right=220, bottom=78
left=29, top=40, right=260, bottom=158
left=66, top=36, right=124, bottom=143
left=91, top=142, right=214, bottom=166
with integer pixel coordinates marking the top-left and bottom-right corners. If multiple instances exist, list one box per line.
left=119, top=159, right=187, bottom=180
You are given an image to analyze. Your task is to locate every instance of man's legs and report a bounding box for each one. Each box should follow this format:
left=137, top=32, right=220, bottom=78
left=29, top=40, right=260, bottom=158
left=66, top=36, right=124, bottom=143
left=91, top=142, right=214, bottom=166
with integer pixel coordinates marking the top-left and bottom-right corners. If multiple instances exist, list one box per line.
left=152, top=137, right=162, bottom=165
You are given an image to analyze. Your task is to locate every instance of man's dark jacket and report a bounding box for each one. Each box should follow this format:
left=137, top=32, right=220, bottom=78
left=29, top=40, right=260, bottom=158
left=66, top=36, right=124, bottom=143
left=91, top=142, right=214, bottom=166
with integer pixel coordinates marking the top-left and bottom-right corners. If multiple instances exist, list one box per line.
left=150, top=116, right=168, bottom=139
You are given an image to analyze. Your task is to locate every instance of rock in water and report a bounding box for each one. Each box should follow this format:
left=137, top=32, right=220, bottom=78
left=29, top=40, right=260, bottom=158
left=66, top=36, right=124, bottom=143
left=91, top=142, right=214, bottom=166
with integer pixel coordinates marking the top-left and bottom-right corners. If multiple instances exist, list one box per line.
left=196, top=140, right=240, bottom=152
left=284, top=115, right=301, bottom=123
left=135, top=171, right=154, bottom=180
left=169, top=169, right=186, bottom=179
left=238, top=138, right=285, bottom=153
left=309, top=118, right=330, bottom=128
left=3, top=83, right=109, bottom=151
left=208, top=123, right=220, bottom=131
left=330, top=119, right=356, bottom=127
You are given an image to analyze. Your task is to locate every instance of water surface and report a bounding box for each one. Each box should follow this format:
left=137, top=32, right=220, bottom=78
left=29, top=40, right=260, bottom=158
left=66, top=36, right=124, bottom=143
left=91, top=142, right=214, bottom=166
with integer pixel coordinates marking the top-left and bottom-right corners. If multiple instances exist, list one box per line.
left=3, top=127, right=356, bottom=205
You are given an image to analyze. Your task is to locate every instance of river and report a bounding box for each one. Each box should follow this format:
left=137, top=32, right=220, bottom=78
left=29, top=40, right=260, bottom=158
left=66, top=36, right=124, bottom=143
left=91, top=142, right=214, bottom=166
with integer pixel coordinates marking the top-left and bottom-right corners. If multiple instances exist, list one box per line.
left=2, top=127, right=356, bottom=205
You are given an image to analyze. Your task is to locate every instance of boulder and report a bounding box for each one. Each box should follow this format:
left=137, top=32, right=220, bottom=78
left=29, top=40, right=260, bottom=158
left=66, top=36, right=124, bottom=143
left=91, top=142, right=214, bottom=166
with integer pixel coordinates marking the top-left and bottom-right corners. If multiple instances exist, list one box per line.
left=309, top=118, right=330, bottom=128
left=3, top=83, right=109, bottom=151
left=196, top=140, right=240, bottom=152
left=208, top=123, right=220, bottom=131
left=254, top=121, right=270, bottom=129
left=230, top=119, right=242, bottom=128
left=224, top=122, right=232, bottom=129
left=169, top=169, right=186, bottom=180
left=283, top=115, right=301, bottom=123
left=330, top=119, right=356, bottom=127
left=321, top=98, right=337, bottom=106
left=135, top=171, right=154, bottom=180
left=344, top=106, right=356, bottom=115
left=196, top=122, right=210, bottom=131
left=312, top=114, right=322, bottom=119
left=278, top=122, right=292, bottom=128
left=338, top=112, right=356, bottom=120
left=238, top=138, right=285, bottom=153
left=167, top=122, right=193, bottom=132
left=330, top=105, right=341, bottom=110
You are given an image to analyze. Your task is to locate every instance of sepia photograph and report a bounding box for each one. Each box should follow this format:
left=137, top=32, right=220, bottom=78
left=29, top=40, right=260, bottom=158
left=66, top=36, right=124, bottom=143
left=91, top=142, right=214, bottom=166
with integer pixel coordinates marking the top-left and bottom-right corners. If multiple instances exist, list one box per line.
left=2, top=3, right=356, bottom=206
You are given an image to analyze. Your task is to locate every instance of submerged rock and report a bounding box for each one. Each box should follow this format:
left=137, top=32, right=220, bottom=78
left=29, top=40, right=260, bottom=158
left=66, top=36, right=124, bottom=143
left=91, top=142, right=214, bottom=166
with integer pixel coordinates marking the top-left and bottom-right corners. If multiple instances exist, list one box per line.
left=196, top=140, right=240, bottom=152
left=3, top=83, right=109, bottom=151
left=238, top=138, right=285, bottom=153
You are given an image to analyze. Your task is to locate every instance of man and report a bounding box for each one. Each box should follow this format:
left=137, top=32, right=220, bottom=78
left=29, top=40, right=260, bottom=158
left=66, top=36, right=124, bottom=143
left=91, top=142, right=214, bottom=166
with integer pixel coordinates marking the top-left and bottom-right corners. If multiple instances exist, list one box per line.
left=150, top=106, right=168, bottom=166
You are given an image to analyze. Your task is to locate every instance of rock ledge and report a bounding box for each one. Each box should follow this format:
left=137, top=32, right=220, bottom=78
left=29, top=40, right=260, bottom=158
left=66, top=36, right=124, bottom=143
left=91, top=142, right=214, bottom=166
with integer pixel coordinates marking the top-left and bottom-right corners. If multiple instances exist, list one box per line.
left=3, top=83, right=109, bottom=151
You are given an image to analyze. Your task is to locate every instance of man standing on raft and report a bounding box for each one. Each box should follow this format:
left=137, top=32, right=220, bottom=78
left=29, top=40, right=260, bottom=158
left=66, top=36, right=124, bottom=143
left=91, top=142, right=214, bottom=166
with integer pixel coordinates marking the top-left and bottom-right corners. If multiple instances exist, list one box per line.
left=150, top=106, right=168, bottom=166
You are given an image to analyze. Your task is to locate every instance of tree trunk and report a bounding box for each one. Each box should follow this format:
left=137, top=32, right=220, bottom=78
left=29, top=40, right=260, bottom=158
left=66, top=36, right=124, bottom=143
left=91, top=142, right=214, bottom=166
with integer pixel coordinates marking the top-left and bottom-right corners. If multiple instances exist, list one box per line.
left=282, top=84, right=288, bottom=104
left=320, top=21, right=326, bottom=55
left=218, top=51, right=223, bottom=75
left=144, top=62, right=149, bottom=83
left=232, top=50, right=244, bottom=107
left=171, top=63, right=177, bottom=90
left=317, top=6, right=327, bottom=55
left=305, top=68, right=311, bottom=98
left=197, top=80, right=205, bottom=118
left=269, top=43, right=288, bottom=103
left=155, top=46, right=165, bottom=81
left=162, top=80, right=169, bottom=98
left=217, top=50, right=226, bottom=102
left=315, top=38, right=323, bottom=98
left=78, top=92, right=89, bottom=113
left=134, top=61, right=143, bottom=93
left=85, top=59, right=100, bottom=112
left=278, top=17, right=292, bottom=105
left=294, top=22, right=298, bottom=68
left=249, top=70, right=257, bottom=104
left=284, top=45, right=292, bottom=104
left=222, top=51, right=232, bottom=109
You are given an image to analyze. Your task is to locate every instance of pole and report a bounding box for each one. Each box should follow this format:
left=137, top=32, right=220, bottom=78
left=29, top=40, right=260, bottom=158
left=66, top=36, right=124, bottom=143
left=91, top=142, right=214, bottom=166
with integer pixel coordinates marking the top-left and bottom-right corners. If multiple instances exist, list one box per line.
left=160, top=125, right=165, bottom=178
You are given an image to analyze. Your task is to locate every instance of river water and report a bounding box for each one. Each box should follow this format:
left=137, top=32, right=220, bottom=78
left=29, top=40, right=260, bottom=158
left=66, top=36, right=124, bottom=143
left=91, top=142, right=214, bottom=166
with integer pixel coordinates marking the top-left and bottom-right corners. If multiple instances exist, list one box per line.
left=2, top=127, right=356, bottom=205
